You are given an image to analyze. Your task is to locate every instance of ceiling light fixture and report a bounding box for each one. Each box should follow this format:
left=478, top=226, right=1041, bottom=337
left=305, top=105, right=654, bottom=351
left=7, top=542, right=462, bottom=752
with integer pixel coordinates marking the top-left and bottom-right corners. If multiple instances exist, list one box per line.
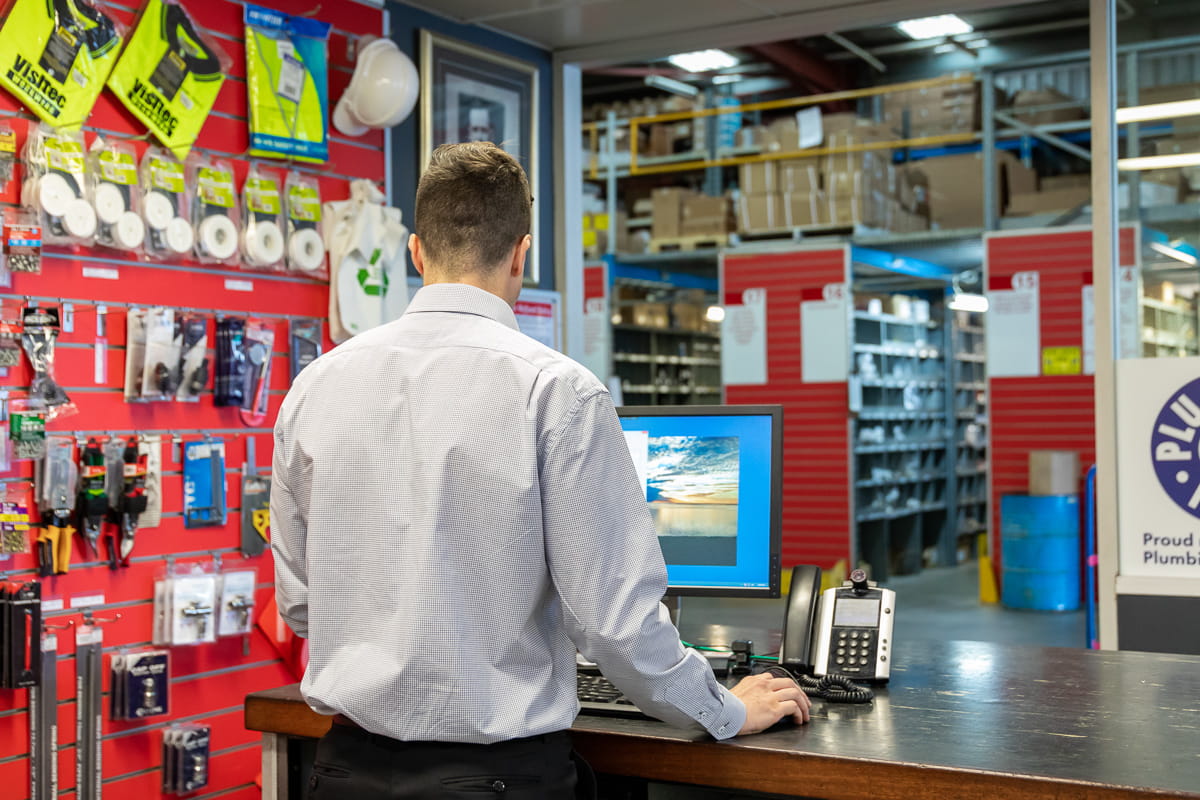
left=666, top=49, right=739, bottom=73
left=644, top=74, right=700, bottom=98
left=705, top=306, right=726, bottom=323
left=712, top=74, right=743, bottom=85
left=1118, top=152, right=1200, bottom=170
left=1116, top=99, right=1200, bottom=124
left=948, top=292, right=990, bottom=313
left=1149, top=240, right=1199, bottom=266
left=933, top=43, right=957, bottom=54
left=896, top=14, right=973, bottom=40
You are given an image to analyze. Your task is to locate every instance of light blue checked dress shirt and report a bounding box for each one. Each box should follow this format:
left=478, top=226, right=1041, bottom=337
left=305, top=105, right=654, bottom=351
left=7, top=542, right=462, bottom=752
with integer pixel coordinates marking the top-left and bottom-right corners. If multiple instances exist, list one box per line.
left=271, top=283, right=746, bottom=744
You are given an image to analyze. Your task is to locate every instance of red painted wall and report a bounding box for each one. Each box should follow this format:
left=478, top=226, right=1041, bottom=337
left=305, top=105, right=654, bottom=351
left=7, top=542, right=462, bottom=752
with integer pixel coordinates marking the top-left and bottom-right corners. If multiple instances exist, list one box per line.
left=0, top=0, right=386, bottom=796
left=723, top=248, right=853, bottom=569
left=985, top=227, right=1138, bottom=582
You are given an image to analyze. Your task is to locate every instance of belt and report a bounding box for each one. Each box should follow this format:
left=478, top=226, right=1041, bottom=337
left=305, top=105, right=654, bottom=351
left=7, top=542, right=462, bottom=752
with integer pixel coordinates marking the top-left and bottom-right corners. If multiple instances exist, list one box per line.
left=328, top=716, right=569, bottom=750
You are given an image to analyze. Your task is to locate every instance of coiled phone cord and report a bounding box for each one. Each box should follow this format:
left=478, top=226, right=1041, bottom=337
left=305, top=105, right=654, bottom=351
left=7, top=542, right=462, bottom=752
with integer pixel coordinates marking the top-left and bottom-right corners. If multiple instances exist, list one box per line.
left=794, top=671, right=875, bottom=704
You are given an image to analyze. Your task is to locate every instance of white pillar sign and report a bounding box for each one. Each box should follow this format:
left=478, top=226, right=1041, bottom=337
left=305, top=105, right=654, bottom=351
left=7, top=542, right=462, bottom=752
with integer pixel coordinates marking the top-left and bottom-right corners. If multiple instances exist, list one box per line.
left=722, top=287, right=768, bottom=386
left=801, top=282, right=849, bottom=384
left=987, top=271, right=1040, bottom=377
left=1116, top=357, right=1200, bottom=578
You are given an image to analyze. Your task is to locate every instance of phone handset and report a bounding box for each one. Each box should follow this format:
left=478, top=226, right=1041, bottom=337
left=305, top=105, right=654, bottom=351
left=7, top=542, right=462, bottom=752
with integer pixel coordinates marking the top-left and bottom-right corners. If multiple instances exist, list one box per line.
left=779, top=564, right=823, bottom=674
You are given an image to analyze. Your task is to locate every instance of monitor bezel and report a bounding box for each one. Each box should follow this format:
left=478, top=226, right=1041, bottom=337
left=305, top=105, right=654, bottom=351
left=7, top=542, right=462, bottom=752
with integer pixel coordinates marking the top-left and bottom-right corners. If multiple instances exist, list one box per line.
left=615, top=404, right=784, bottom=599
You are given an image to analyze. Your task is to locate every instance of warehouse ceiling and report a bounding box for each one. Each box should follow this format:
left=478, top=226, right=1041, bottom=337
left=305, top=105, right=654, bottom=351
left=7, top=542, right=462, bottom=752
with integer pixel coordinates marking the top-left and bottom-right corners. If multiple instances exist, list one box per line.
left=576, top=0, right=1200, bottom=102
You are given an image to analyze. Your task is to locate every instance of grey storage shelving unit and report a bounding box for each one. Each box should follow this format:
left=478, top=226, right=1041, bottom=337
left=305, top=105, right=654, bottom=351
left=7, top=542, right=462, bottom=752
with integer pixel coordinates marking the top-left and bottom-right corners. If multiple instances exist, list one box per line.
left=850, top=305, right=952, bottom=580
left=950, top=310, right=989, bottom=555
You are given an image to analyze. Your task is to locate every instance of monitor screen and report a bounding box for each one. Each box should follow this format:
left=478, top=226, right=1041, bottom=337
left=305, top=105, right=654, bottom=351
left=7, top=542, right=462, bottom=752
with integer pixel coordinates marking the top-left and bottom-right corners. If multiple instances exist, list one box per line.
left=616, top=405, right=783, bottom=598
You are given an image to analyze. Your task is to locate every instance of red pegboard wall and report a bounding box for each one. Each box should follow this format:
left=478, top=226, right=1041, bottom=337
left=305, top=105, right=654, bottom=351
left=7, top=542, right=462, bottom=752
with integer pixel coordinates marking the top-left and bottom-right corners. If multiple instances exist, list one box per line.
left=0, top=0, right=387, bottom=797
left=985, top=227, right=1138, bottom=585
left=723, top=247, right=854, bottom=570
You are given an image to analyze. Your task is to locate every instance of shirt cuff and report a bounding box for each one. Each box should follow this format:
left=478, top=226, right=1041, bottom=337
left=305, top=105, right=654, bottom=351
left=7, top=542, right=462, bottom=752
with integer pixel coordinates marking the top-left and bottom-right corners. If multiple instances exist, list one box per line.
left=701, top=685, right=746, bottom=740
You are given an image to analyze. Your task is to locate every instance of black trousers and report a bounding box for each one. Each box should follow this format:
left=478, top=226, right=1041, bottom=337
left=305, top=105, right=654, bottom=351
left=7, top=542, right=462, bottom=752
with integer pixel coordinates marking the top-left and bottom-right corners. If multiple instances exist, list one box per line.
left=307, top=722, right=597, bottom=800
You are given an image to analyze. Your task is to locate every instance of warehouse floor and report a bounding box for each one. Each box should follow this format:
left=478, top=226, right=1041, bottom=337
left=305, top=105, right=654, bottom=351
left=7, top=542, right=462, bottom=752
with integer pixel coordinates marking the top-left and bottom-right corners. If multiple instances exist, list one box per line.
left=674, top=560, right=1087, bottom=654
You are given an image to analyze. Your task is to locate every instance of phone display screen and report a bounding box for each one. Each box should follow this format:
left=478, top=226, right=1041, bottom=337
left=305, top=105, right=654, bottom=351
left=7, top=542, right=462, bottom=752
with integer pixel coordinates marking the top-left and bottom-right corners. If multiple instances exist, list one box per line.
left=833, top=597, right=880, bottom=627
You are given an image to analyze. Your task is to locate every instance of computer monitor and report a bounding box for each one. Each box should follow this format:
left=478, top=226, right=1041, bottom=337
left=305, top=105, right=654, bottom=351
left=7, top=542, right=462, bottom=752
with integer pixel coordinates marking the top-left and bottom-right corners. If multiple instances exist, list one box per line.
left=616, top=405, right=783, bottom=598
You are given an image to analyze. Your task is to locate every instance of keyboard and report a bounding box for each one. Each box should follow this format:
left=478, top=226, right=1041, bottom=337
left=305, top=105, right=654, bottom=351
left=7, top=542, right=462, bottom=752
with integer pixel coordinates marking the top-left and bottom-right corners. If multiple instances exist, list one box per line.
left=575, top=670, right=652, bottom=719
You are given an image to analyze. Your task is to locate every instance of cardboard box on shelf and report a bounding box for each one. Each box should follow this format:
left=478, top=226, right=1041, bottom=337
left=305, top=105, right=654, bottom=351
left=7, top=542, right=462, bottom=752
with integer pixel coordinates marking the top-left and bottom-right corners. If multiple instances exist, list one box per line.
left=736, top=124, right=767, bottom=150
left=1130, top=81, right=1200, bottom=107
left=1041, top=174, right=1091, bottom=192
left=681, top=194, right=733, bottom=236
left=739, top=161, right=780, bottom=195
left=917, top=150, right=1029, bottom=229
left=652, top=187, right=689, bottom=239
left=781, top=190, right=825, bottom=227
left=779, top=159, right=820, bottom=194
left=1006, top=187, right=1091, bottom=216
left=623, top=302, right=670, bottom=329
left=670, top=302, right=707, bottom=332
left=1008, top=88, right=1087, bottom=127
left=764, top=117, right=800, bottom=152
left=1029, top=450, right=1080, bottom=496
left=644, top=124, right=674, bottom=157
left=737, top=192, right=784, bottom=231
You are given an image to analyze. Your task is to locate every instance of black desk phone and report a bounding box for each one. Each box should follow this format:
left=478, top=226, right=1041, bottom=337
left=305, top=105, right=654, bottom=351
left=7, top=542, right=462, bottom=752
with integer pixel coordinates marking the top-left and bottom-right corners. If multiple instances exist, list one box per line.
left=780, top=565, right=896, bottom=683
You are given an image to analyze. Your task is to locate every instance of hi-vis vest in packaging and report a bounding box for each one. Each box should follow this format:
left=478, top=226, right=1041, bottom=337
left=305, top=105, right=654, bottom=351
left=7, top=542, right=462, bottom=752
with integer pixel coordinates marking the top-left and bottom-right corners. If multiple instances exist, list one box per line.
left=0, top=0, right=124, bottom=128
left=106, top=0, right=228, bottom=159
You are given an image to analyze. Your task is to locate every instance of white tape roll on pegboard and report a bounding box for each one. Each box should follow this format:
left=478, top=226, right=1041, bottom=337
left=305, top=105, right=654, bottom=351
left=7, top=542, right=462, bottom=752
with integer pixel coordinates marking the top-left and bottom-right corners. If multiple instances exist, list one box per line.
left=144, top=191, right=174, bottom=231
left=287, top=227, right=325, bottom=271
left=165, top=217, right=194, bottom=254
left=94, top=182, right=126, bottom=225
left=198, top=214, right=238, bottom=260
left=243, top=220, right=285, bottom=267
left=63, top=197, right=97, bottom=239
left=113, top=211, right=146, bottom=250
left=36, top=173, right=73, bottom=218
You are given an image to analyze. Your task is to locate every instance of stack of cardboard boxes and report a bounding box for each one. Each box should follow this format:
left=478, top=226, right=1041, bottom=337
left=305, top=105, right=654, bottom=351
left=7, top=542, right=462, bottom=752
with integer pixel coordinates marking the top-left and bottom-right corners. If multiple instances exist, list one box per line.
left=735, top=113, right=930, bottom=233
left=882, top=78, right=988, bottom=138
left=651, top=188, right=733, bottom=242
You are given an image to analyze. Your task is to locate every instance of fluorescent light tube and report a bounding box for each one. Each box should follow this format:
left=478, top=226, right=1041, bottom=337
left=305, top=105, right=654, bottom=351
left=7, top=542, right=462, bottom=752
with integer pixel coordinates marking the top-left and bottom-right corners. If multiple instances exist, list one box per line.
left=966, top=38, right=990, bottom=49
left=896, top=14, right=973, bottom=40
left=949, top=293, right=990, bottom=313
left=644, top=75, right=700, bottom=98
left=1116, top=99, right=1200, bottom=124
left=933, top=43, right=957, bottom=54
left=1149, top=241, right=1198, bottom=266
left=1118, top=153, right=1200, bottom=170
left=667, top=49, right=739, bottom=73
left=705, top=305, right=726, bottom=323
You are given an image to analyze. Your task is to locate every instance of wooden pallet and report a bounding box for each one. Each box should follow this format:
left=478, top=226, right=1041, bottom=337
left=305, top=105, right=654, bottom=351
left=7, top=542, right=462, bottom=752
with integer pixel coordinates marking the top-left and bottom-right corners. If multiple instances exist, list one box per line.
left=648, top=233, right=729, bottom=253
left=733, top=224, right=858, bottom=243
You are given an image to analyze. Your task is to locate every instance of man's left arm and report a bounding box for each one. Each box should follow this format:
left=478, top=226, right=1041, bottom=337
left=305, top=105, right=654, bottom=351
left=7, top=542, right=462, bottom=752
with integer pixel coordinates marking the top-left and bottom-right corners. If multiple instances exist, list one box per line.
left=270, top=423, right=311, bottom=638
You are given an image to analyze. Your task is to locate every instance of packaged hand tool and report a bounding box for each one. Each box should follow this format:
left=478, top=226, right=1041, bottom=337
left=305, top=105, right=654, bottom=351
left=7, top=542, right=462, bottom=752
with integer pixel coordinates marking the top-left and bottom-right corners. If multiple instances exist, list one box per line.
left=21, top=306, right=75, bottom=420
left=76, top=437, right=108, bottom=559
left=36, top=435, right=76, bottom=576
left=183, top=438, right=225, bottom=528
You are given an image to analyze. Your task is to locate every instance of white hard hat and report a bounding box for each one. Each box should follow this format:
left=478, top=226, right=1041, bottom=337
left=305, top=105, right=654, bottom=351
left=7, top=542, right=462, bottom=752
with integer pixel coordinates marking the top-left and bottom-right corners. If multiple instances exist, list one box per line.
left=333, top=37, right=419, bottom=137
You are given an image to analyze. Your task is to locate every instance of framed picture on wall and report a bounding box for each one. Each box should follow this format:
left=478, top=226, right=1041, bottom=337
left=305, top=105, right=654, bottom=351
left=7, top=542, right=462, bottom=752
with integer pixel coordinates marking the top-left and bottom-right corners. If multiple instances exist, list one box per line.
left=419, top=31, right=540, bottom=284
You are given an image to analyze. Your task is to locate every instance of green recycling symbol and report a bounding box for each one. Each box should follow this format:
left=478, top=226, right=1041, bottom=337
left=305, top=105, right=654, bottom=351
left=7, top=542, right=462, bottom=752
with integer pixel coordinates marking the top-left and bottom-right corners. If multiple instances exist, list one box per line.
left=356, top=248, right=389, bottom=296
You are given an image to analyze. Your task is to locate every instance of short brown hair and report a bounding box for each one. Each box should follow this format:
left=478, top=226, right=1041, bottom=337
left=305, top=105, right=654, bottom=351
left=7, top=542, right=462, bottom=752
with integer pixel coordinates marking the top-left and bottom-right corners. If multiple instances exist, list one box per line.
left=414, top=142, right=532, bottom=275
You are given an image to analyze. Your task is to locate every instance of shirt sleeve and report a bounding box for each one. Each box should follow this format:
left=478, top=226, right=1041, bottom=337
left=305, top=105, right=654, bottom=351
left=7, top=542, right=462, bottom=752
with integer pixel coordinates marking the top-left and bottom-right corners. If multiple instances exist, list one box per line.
left=271, top=409, right=311, bottom=638
left=541, top=391, right=747, bottom=740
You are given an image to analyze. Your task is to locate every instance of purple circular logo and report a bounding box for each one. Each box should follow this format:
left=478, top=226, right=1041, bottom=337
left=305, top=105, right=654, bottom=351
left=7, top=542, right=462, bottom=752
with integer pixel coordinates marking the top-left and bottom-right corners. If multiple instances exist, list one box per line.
left=1151, top=377, right=1200, bottom=518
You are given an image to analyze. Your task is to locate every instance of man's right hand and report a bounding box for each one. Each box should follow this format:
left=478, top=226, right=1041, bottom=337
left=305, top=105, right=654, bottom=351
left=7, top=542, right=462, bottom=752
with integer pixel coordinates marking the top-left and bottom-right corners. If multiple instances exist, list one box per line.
left=730, top=671, right=811, bottom=734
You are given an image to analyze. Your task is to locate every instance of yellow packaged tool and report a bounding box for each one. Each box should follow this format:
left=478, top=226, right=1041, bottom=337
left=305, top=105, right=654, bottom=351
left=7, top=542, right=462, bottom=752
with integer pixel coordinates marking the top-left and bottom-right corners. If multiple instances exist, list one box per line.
left=105, top=0, right=229, bottom=159
left=0, top=0, right=125, bottom=128
left=244, top=4, right=331, bottom=163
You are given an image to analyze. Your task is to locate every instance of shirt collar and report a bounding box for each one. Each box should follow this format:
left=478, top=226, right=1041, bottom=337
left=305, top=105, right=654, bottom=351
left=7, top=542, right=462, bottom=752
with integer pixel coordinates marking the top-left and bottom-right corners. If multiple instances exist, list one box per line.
left=405, top=283, right=521, bottom=332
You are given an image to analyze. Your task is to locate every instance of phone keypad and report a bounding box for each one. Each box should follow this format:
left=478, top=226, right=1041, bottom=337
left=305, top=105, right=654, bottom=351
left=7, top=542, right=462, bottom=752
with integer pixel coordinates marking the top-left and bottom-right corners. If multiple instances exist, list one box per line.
left=831, top=627, right=879, bottom=674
